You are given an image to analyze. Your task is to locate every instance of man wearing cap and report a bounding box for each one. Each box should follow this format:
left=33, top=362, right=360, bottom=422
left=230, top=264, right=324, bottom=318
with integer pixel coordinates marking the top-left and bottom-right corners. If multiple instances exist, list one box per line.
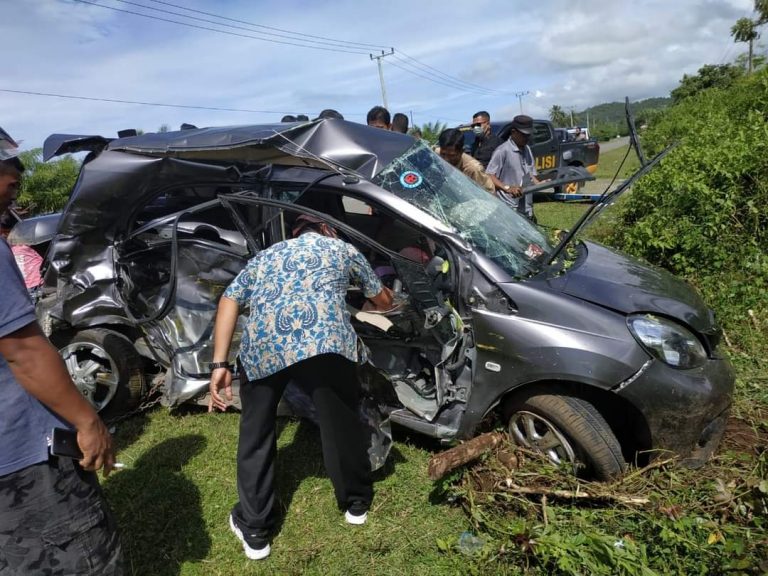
left=209, top=213, right=393, bottom=560
left=0, top=129, right=124, bottom=574
left=486, top=115, right=540, bottom=220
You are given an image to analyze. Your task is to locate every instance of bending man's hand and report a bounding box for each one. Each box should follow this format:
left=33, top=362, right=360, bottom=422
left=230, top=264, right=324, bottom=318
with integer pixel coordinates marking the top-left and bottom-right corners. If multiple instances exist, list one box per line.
left=209, top=296, right=239, bottom=412
left=369, top=285, right=394, bottom=312
left=208, top=367, right=233, bottom=412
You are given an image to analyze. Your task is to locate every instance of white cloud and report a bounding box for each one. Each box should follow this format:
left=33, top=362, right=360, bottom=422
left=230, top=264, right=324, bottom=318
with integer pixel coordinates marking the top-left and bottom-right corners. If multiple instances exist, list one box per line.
left=0, top=0, right=757, bottom=147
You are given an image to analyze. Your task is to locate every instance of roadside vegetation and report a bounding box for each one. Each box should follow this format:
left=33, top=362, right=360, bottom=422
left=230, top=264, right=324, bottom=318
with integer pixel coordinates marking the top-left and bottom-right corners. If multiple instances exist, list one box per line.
left=433, top=63, right=768, bottom=575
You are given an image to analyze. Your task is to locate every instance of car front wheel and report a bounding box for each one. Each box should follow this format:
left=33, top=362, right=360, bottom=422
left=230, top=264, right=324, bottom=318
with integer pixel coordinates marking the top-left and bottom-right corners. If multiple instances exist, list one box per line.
left=503, top=392, right=625, bottom=480
left=58, top=328, right=146, bottom=420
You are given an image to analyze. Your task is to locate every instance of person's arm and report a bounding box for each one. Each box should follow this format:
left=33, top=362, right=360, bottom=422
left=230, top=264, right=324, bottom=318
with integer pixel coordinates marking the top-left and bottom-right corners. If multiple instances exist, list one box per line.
left=487, top=173, right=522, bottom=197
left=348, top=244, right=395, bottom=311
left=369, top=286, right=394, bottom=311
left=479, top=171, right=496, bottom=193
left=208, top=295, right=239, bottom=412
left=463, top=155, right=496, bottom=193
left=486, top=149, right=522, bottom=197
left=0, top=322, right=115, bottom=475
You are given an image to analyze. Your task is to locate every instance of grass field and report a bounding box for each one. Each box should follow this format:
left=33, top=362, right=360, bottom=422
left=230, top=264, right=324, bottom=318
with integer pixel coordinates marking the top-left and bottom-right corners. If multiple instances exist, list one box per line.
left=105, top=409, right=473, bottom=575
left=102, top=201, right=766, bottom=575
left=593, top=144, right=642, bottom=180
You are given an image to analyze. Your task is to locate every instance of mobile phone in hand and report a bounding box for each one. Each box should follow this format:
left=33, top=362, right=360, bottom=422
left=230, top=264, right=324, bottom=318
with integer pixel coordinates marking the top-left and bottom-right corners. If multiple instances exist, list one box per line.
left=50, top=427, right=83, bottom=459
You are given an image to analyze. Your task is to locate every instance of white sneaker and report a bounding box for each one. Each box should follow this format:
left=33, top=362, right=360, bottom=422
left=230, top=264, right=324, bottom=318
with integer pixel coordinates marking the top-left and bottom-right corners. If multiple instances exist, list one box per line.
left=229, top=513, right=271, bottom=560
left=344, top=509, right=368, bottom=525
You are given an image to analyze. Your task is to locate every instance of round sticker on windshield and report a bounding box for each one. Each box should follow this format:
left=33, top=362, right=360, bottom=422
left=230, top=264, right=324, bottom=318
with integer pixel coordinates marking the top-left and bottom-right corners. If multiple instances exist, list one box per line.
left=400, top=171, right=423, bottom=189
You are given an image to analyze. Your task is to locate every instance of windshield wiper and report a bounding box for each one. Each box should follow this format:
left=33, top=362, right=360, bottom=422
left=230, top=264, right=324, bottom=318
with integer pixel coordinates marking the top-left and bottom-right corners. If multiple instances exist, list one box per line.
left=543, top=142, right=679, bottom=267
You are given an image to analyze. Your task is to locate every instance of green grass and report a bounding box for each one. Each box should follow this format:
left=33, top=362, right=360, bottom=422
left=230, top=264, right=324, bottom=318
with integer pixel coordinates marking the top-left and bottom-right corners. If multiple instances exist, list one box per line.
left=594, top=144, right=641, bottom=179
left=103, top=201, right=767, bottom=575
left=534, top=199, right=624, bottom=245
left=105, top=410, right=474, bottom=575
left=534, top=200, right=590, bottom=231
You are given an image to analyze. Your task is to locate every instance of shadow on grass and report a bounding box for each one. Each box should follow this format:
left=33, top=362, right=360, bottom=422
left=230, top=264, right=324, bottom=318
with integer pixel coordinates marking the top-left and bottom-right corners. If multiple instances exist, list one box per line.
left=104, top=434, right=209, bottom=576
left=269, top=418, right=407, bottom=536
left=110, top=411, right=152, bottom=453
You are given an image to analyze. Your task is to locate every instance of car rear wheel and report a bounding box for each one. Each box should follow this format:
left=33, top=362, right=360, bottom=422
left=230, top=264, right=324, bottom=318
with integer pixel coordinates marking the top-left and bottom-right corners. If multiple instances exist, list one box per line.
left=503, top=392, right=625, bottom=480
left=59, top=329, right=146, bottom=419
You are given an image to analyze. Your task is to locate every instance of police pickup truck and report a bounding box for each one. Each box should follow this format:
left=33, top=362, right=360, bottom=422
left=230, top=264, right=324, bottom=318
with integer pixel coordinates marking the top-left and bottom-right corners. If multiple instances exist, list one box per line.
left=461, top=119, right=600, bottom=200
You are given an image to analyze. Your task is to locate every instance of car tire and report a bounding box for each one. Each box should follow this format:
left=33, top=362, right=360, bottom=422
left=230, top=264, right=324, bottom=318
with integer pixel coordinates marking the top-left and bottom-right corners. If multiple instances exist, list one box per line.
left=58, top=329, right=146, bottom=420
left=503, top=392, right=625, bottom=480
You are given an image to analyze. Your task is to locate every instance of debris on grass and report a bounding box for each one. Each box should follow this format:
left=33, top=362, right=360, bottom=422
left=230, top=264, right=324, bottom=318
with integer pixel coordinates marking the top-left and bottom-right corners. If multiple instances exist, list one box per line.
left=433, top=419, right=768, bottom=575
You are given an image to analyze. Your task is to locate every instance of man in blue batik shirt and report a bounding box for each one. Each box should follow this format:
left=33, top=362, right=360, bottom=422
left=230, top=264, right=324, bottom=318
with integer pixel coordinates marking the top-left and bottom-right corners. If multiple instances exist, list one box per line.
left=0, top=130, right=123, bottom=574
left=209, top=213, right=392, bottom=560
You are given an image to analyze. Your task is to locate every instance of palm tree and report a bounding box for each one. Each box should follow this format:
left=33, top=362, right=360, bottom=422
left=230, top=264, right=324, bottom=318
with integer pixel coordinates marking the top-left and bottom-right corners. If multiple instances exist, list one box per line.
left=732, top=17, right=760, bottom=73
left=549, top=105, right=569, bottom=127
left=756, top=0, right=768, bottom=24
left=417, top=121, right=447, bottom=146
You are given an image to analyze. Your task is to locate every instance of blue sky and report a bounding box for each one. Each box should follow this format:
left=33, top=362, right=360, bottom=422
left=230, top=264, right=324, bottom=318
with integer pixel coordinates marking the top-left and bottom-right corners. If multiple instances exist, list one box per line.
left=0, top=0, right=756, bottom=149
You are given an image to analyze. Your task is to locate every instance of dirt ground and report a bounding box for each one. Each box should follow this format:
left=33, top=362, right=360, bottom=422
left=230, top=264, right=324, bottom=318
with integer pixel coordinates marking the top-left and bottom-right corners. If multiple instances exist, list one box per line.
left=723, top=412, right=767, bottom=454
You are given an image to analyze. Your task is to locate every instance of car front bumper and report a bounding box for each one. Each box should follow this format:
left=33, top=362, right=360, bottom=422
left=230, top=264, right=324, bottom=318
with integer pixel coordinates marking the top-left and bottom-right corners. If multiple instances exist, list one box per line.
left=615, top=354, right=734, bottom=466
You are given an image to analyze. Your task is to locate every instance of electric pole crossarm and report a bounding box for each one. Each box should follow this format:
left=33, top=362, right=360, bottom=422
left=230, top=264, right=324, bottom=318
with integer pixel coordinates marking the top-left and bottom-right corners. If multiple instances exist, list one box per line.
left=514, top=90, right=530, bottom=114
left=370, top=49, right=395, bottom=109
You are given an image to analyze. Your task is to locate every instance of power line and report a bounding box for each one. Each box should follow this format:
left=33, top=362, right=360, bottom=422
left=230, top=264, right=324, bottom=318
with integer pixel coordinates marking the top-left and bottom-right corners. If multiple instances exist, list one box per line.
left=141, top=0, right=507, bottom=94
left=143, top=0, right=389, bottom=50
left=0, top=88, right=305, bottom=115
left=387, top=58, right=495, bottom=95
left=0, top=87, right=467, bottom=126
left=395, top=51, right=504, bottom=95
left=76, top=0, right=512, bottom=96
left=113, top=0, right=376, bottom=52
left=72, top=0, right=372, bottom=55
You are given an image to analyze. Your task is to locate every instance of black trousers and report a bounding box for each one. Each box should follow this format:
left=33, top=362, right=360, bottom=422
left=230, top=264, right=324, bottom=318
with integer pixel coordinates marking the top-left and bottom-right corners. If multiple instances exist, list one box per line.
left=0, top=456, right=123, bottom=575
left=232, top=353, right=373, bottom=535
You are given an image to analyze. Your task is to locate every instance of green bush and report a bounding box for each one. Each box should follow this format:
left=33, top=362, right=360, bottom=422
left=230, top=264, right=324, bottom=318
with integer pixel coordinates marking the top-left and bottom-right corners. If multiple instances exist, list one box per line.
left=609, top=69, right=768, bottom=351
left=16, top=148, right=79, bottom=215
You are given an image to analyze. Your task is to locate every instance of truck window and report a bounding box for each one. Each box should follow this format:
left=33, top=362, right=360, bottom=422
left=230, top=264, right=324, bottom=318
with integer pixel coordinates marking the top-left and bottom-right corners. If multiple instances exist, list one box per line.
left=532, top=122, right=553, bottom=146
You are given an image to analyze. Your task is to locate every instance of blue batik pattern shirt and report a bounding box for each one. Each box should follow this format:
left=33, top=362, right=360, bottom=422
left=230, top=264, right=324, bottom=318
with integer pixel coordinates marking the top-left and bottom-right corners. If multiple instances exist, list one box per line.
left=224, top=232, right=383, bottom=381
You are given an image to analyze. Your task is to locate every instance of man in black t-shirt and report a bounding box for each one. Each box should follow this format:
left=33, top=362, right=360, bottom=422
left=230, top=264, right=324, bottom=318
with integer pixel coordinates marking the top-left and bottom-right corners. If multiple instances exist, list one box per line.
left=470, top=110, right=503, bottom=168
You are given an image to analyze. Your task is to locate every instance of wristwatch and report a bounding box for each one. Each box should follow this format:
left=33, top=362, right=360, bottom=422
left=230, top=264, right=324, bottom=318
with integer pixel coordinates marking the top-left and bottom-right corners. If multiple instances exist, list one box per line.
left=503, top=184, right=511, bottom=192
left=208, top=361, right=232, bottom=372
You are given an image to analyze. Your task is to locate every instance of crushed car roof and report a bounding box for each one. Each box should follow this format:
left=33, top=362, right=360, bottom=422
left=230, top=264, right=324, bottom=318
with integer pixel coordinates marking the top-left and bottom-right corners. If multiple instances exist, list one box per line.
left=44, top=119, right=415, bottom=179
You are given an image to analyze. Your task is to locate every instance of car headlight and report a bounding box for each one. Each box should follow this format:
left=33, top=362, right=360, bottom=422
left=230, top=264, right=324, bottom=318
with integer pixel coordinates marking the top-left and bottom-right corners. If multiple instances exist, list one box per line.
left=627, top=314, right=707, bottom=369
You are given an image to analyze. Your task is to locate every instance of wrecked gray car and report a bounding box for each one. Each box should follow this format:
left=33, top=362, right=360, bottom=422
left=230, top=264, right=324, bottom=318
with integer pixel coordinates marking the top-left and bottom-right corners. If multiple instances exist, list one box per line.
left=25, top=119, right=732, bottom=479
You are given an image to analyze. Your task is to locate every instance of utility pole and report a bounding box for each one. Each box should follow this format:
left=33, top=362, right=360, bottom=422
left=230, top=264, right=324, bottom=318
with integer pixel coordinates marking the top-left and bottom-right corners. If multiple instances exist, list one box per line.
left=569, top=107, right=575, bottom=127
left=514, top=90, right=530, bottom=114
left=370, top=49, right=395, bottom=110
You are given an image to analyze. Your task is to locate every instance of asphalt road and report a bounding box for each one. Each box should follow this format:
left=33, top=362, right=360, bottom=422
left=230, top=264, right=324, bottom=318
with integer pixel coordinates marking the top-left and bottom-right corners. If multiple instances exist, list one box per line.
left=599, top=136, right=630, bottom=152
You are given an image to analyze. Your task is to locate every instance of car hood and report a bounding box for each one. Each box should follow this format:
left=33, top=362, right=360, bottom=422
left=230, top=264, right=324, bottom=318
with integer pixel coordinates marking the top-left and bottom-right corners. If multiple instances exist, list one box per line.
left=548, top=241, right=716, bottom=334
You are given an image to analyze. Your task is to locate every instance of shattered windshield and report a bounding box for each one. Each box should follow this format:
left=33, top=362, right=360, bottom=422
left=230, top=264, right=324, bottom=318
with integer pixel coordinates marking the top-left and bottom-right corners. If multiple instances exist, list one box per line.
left=373, top=141, right=552, bottom=278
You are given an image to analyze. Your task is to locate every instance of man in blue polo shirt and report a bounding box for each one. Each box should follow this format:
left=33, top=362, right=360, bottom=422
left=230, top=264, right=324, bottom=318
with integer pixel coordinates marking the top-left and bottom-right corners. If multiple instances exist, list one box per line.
left=0, top=130, right=123, bottom=575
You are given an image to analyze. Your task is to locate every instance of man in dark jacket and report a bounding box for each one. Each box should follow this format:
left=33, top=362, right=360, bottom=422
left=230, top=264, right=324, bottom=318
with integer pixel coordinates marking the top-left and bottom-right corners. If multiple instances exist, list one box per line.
left=470, top=110, right=503, bottom=168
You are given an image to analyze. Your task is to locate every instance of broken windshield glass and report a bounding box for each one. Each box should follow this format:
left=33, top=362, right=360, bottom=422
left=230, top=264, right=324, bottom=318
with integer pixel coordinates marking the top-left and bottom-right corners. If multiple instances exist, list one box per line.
left=373, top=141, right=552, bottom=278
